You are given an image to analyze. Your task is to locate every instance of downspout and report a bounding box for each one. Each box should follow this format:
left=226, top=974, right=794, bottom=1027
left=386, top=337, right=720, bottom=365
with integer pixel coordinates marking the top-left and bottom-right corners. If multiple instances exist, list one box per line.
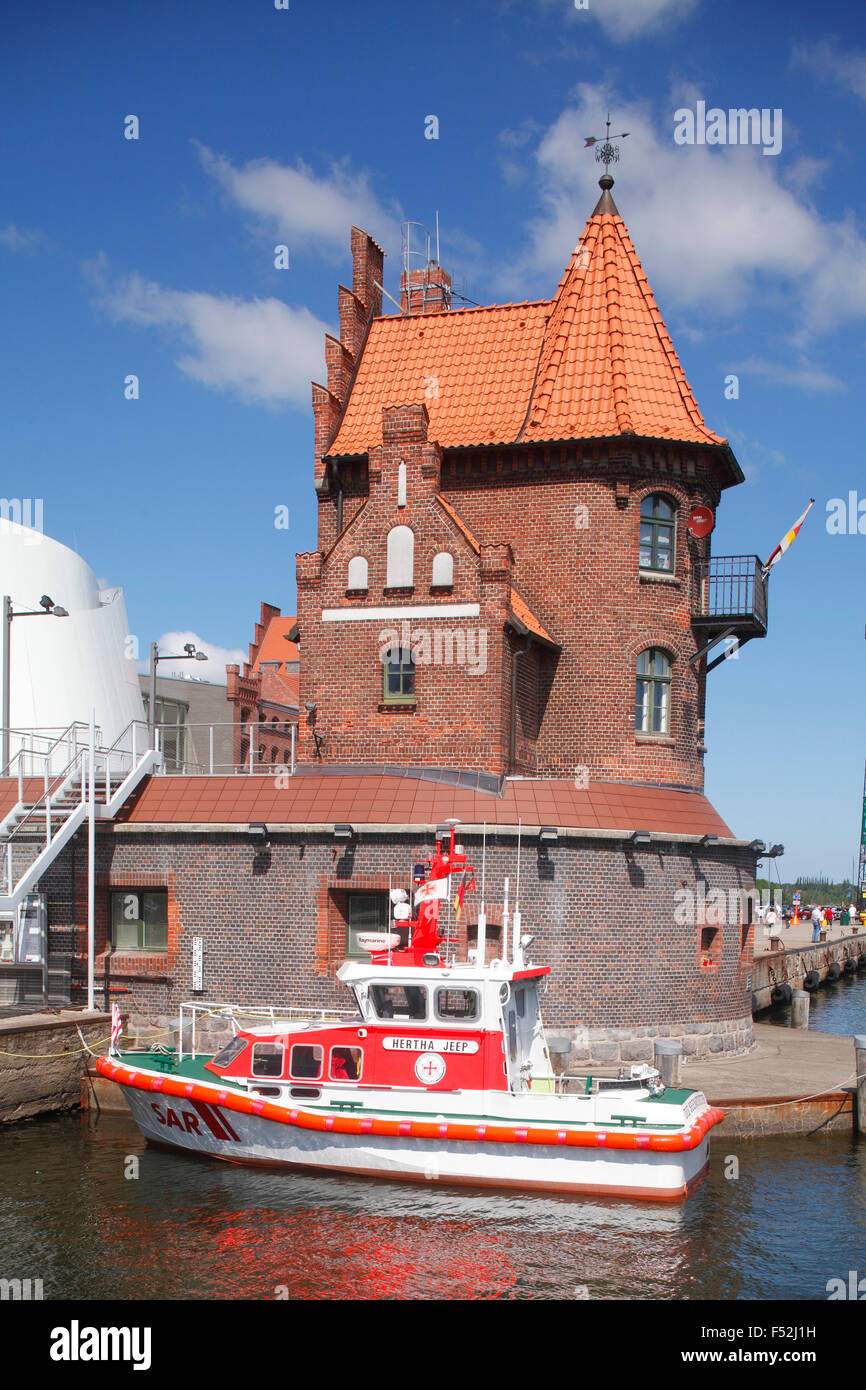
left=510, top=635, right=532, bottom=775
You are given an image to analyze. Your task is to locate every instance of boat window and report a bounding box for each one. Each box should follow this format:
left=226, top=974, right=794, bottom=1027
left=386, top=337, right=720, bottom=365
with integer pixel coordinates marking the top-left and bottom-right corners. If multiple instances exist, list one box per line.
left=435, top=987, right=480, bottom=1022
left=370, top=984, right=427, bottom=1020
left=329, top=1046, right=363, bottom=1081
left=514, top=986, right=526, bottom=1019
left=210, top=1036, right=249, bottom=1068
left=290, top=1044, right=324, bottom=1080
left=251, top=1043, right=285, bottom=1078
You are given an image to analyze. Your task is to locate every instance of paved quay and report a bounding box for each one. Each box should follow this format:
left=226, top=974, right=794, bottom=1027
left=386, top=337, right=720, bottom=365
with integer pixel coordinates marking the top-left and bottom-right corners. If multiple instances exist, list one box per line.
left=685, top=1024, right=860, bottom=1137
left=753, top=915, right=863, bottom=955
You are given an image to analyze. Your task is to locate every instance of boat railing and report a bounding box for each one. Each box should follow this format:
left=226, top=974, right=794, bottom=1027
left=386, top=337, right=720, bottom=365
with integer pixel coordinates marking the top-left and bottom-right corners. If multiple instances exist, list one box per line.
left=178, top=1000, right=359, bottom=1059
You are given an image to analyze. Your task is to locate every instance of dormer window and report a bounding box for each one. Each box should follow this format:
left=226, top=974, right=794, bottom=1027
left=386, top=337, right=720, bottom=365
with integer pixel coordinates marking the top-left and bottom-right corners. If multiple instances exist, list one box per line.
left=639, top=495, right=676, bottom=572
left=386, top=526, right=414, bottom=587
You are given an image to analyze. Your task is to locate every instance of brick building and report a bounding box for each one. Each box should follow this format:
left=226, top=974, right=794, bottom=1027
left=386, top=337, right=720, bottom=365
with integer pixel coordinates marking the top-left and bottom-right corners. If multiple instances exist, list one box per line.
left=226, top=603, right=299, bottom=770
left=1, top=174, right=768, bottom=1065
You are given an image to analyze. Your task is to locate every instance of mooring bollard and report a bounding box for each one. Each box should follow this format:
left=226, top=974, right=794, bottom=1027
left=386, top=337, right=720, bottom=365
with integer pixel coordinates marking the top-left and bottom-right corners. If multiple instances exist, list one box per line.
left=654, top=1039, right=684, bottom=1089
left=855, top=1035, right=866, bottom=1137
left=791, top=989, right=810, bottom=1029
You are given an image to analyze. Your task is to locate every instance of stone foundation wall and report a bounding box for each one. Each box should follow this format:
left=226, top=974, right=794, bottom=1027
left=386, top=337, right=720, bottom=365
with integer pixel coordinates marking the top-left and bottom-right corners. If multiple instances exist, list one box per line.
left=0, top=1012, right=110, bottom=1124
left=549, top=1014, right=754, bottom=1070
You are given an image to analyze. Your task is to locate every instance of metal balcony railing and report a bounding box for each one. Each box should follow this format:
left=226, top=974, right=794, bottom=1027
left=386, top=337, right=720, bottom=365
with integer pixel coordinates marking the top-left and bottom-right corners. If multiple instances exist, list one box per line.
left=691, top=555, right=768, bottom=633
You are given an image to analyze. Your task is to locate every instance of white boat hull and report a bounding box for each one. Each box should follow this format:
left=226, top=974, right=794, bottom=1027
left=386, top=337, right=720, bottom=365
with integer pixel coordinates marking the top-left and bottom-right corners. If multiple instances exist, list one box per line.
left=121, top=1086, right=711, bottom=1201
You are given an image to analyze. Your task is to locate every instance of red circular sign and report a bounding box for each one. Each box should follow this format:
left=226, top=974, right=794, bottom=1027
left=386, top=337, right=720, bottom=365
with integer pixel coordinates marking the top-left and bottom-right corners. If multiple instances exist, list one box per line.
left=687, top=505, right=715, bottom=538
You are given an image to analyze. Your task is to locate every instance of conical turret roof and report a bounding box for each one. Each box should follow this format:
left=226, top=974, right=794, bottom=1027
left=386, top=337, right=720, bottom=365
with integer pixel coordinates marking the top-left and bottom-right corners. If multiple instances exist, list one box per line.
left=521, top=181, right=724, bottom=446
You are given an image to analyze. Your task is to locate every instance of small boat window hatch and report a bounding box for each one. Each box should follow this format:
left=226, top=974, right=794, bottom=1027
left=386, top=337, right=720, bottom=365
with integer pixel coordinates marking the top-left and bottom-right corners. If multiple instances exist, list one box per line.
left=210, top=1036, right=248, bottom=1068
left=251, top=1043, right=284, bottom=1078
left=254, top=1087, right=282, bottom=1098
left=435, top=987, right=480, bottom=1022
left=329, top=1046, right=363, bottom=1081
left=289, top=1086, right=321, bottom=1099
left=290, top=1043, right=324, bottom=1080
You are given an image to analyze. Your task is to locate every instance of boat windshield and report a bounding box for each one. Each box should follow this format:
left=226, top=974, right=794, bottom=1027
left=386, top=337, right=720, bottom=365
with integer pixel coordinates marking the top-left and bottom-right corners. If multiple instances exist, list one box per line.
left=369, top=984, right=427, bottom=1021
left=210, top=1036, right=249, bottom=1068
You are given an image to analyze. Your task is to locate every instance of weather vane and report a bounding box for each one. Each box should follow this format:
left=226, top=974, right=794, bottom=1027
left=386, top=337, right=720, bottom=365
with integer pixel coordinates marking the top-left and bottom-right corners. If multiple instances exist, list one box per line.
left=584, top=114, right=629, bottom=172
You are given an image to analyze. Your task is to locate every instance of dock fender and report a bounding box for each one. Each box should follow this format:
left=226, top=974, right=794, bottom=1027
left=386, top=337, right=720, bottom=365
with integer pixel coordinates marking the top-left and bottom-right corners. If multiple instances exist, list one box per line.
left=770, top=983, right=792, bottom=1006
left=827, top=962, right=842, bottom=981
left=803, top=971, right=820, bottom=991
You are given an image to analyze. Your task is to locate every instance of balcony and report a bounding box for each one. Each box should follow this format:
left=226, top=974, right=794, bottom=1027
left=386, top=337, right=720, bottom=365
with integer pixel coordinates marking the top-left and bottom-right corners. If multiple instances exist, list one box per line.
left=690, top=555, right=768, bottom=672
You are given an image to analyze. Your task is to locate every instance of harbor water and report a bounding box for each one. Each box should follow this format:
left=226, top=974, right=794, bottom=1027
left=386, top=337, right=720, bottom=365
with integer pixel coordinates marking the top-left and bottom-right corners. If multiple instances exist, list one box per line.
left=1, top=974, right=864, bottom=1302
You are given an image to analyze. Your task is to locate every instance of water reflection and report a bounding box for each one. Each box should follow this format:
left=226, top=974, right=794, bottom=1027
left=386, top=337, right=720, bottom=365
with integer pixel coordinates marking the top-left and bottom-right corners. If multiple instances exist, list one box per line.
left=2, top=1107, right=863, bottom=1301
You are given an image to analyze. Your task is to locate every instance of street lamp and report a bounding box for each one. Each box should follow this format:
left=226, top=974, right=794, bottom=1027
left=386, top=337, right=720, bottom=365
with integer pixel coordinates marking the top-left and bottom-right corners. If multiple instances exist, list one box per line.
left=148, top=640, right=208, bottom=739
left=2, top=594, right=69, bottom=770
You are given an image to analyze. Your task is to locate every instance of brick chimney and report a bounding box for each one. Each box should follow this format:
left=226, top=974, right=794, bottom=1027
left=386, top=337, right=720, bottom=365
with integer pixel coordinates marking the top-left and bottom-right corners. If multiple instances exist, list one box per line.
left=400, top=260, right=452, bottom=314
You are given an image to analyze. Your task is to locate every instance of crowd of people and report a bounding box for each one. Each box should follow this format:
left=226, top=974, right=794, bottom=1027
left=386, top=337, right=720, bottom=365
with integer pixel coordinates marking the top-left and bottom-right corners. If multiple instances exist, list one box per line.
left=761, top=901, right=864, bottom=942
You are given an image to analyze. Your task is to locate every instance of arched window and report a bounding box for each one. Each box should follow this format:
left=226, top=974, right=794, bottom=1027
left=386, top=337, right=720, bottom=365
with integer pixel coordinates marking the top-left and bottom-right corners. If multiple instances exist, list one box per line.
left=347, top=555, right=368, bottom=590
left=431, top=551, right=454, bottom=587
left=382, top=646, right=415, bottom=703
left=639, top=495, right=676, bottom=572
left=386, top=526, right=414, bottom=587
left=635, top=649, right=672, bottom=735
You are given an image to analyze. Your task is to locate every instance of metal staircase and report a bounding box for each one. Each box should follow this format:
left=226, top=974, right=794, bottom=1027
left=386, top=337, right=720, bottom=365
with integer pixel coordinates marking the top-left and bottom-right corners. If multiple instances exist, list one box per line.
left=0, top=720, right=161, bottom=919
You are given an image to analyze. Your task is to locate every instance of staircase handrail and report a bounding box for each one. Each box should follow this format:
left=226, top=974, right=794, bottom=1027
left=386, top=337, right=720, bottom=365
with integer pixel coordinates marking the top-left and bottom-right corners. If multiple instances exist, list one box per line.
left=0, top=720, right=97, bottom=779
left=2, top=748, right=88, bottom=844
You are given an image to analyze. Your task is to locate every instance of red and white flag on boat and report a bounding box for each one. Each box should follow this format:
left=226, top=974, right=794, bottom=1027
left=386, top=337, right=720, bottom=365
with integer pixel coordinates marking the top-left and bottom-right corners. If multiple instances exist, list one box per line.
left=414, top=877, right=450, bottom=907
left=110, top=1002, right=122, bottom=1056
left=763, top=498, right=814, bottom=575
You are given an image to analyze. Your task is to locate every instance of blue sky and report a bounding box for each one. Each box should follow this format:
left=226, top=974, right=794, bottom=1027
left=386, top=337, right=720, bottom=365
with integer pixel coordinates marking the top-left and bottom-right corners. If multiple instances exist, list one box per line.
left=2, top=0, right=865, bottom=879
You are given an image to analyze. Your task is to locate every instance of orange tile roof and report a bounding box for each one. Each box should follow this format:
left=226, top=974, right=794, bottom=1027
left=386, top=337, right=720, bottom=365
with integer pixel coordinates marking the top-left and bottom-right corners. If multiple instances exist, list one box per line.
left=523, top=202, right=724, bottom=447
left=509, top=588, right=557, bottom=646
left=253, top=617, right=299, bottom=672
left=436, top=495, right=481, bottom=552
left=104, top=772, right=736, bottom=839
left=329, top=303, right=550, bottom=455
left=328, top=190, right=727, bottom=457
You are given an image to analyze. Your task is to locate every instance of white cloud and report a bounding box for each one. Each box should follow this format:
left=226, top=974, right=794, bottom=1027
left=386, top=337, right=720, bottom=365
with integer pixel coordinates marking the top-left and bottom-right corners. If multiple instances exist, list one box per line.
left=0, top=223, right=45, bottom=251
left=196, top=144, right=402, bottom=260
left=84, top=252, right=327, bottom=408
left=140, top=632, right=245, bottom=681
left=734, top=356, right=845, bottom=394
left=537, top=0, right=699, bottom=41
left=591, top=0, right=699, bottom=41
left=497, top=86, right=866, bottom=336
left=792, top=39, right=866, bottom=101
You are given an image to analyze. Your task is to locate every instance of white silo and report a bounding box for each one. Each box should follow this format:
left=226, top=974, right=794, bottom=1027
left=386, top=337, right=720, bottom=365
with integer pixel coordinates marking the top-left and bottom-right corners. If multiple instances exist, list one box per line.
left=1, top=517, right=144, bottom=767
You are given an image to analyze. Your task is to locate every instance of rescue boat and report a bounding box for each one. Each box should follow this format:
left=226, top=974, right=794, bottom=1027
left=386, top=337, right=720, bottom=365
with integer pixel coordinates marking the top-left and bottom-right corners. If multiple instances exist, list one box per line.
left=98, top=829, right=723, bottom=1201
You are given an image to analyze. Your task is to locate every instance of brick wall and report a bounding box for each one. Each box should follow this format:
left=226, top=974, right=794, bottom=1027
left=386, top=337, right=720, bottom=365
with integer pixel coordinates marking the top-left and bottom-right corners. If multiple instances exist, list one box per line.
left=39, top=823, right=756, bottom=1062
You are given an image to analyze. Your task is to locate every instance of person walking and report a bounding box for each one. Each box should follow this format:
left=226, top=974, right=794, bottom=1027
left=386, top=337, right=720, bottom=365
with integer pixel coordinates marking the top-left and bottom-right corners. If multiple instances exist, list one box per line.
left=811, top=905, right=823, bottom=944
